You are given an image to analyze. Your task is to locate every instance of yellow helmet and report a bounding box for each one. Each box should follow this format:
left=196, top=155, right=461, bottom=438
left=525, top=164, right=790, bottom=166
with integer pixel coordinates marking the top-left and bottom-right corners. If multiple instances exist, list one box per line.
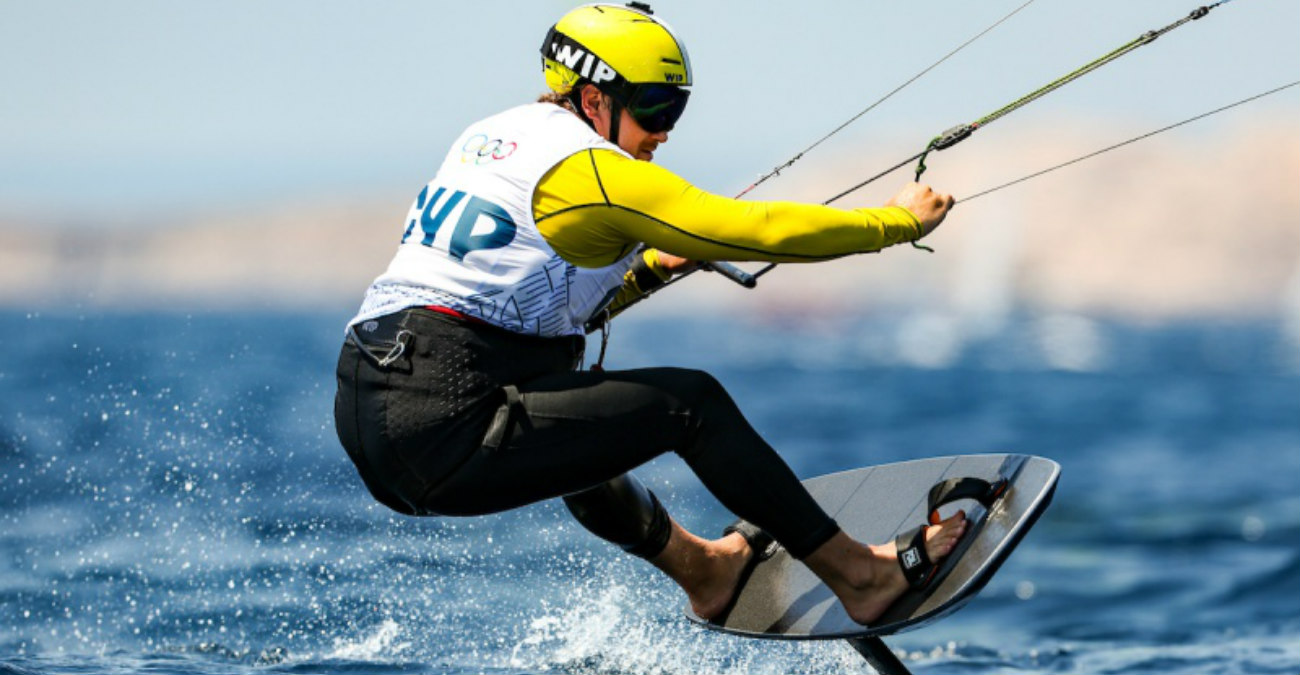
left=541, top=2, right=692, bottom=134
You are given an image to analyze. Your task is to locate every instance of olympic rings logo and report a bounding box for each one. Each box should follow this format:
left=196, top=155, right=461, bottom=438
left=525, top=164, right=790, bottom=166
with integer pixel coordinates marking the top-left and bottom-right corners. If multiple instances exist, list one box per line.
left=461, top=134, right=517, bottom=164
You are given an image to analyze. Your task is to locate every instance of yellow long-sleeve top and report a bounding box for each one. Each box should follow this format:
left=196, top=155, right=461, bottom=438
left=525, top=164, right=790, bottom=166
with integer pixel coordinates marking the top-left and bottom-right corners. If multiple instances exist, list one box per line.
left=532, top=147, right=923, bottom=311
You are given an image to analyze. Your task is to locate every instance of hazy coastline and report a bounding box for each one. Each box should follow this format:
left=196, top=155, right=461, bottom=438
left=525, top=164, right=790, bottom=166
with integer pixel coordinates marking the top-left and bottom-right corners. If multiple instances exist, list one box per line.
left=3, top=123, right=1297, bottom=324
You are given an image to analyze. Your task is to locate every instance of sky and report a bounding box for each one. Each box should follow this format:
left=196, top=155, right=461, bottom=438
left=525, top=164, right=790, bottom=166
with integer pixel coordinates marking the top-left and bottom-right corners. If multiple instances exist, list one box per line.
left=2, top=0, right=1298, bottom=225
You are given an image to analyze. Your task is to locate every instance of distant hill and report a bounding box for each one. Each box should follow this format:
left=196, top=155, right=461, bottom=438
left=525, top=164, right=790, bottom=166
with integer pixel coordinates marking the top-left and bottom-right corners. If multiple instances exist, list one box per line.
left=2, top=124, right=1297, bottom=323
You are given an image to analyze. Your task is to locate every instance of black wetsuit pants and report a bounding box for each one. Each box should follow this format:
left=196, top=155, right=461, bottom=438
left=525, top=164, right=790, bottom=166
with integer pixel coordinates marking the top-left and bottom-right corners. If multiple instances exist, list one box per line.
left=334, top=308, right=840, bottom=560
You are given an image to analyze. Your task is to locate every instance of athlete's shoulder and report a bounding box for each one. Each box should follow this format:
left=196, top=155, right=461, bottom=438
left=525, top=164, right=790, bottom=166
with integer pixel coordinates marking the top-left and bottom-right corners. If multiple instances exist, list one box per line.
left=587, top=145, right=690, bottom=190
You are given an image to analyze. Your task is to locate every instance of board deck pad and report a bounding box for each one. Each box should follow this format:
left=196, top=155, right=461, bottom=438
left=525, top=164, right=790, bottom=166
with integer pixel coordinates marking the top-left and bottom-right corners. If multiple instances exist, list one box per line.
left=688, top=454, right=1059, bottom=639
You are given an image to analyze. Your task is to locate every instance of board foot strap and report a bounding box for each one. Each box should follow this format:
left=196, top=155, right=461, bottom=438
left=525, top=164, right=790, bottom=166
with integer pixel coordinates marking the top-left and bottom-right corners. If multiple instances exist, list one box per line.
left=926, top=476, right=1008, bottom=525
left=896, top=475, right=1010, bottom=589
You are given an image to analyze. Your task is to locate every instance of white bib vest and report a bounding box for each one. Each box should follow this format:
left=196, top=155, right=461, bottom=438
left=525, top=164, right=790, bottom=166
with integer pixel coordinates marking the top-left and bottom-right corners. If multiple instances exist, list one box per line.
left=351, top=104, right=637, bottom=337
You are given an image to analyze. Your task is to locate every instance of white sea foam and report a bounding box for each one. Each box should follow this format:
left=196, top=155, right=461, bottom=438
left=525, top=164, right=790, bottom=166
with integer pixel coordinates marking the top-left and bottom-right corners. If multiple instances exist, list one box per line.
left=327, top=618, right=410, bottom=660
left=507, top=574, right=879, bottom=674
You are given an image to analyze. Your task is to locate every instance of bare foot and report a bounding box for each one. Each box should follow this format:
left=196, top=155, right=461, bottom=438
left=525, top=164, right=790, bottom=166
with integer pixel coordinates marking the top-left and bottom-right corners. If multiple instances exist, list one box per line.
left=648, top=524, right=753, bottom=621
left=684, top=532, right=752, bottom=620
left=805, top=511, right=968, bottom=625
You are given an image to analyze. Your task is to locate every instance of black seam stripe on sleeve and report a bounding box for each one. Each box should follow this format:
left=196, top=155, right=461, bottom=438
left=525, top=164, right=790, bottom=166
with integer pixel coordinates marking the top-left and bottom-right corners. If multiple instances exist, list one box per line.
left=535, top=203, right=601, bottom=225
left=606, top=204, right=849, bottom=261
left=534, top=204, right=643, bottom=267
left=539, top=202, right=850, bottom=261
left=588, top=149, right=611, bottom=206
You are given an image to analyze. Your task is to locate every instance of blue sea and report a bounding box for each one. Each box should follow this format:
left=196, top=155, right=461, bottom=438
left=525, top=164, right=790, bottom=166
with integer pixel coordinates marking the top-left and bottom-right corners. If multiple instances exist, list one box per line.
left=1, top=310, right=1297, bottom=675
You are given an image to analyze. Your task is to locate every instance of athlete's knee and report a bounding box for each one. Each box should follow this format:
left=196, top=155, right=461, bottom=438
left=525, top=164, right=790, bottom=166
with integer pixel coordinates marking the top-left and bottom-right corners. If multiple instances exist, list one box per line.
left=563, top=474, right=672, bottom=559
left=658, top=367, right=745, bottom=452
left=660, top=367, right=727, bottom=406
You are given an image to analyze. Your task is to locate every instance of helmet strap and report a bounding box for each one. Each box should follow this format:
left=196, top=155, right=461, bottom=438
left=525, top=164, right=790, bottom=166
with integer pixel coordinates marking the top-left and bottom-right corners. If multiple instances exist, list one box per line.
left=607, top=95, right=624, bottom=147
left=566, top=88, right=590, bottom=126
left=571, top=84, right=623, bottom=147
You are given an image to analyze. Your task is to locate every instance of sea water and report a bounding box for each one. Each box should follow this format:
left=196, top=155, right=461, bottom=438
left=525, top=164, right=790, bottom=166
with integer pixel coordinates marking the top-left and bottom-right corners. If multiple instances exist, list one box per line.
left=1, top=311, right=1297, bottom=675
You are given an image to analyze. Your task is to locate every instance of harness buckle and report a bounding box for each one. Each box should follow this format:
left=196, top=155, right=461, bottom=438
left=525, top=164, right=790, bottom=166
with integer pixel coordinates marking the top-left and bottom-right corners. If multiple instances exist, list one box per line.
left=377, top=330, right=414, bottom=367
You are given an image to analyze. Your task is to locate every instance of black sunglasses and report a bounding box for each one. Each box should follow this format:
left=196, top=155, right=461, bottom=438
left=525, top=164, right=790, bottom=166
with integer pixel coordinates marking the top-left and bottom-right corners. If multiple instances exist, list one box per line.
left=620, top=84, right=690, bottom=133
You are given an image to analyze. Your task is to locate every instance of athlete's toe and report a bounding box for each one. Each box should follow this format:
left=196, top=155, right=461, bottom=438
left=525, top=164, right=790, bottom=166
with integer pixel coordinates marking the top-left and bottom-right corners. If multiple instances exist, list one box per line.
left=927, top=510, right=967, bottom=558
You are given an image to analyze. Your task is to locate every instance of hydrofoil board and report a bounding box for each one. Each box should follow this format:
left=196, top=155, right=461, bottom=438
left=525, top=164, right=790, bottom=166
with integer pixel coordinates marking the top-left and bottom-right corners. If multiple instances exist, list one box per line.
left=686, top=454, right=1059, bottom=674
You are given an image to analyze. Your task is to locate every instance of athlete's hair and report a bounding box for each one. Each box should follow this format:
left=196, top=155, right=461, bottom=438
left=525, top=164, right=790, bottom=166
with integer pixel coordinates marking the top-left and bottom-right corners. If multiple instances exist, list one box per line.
left=537, top=85, right=610, bottom=130
left=537, top=90, right=576, bottom=112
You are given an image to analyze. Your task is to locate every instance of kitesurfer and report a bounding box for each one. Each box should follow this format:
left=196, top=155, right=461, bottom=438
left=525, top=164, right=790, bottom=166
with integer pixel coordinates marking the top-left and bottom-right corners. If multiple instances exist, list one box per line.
left=334, top=2, right=963, bottom=625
